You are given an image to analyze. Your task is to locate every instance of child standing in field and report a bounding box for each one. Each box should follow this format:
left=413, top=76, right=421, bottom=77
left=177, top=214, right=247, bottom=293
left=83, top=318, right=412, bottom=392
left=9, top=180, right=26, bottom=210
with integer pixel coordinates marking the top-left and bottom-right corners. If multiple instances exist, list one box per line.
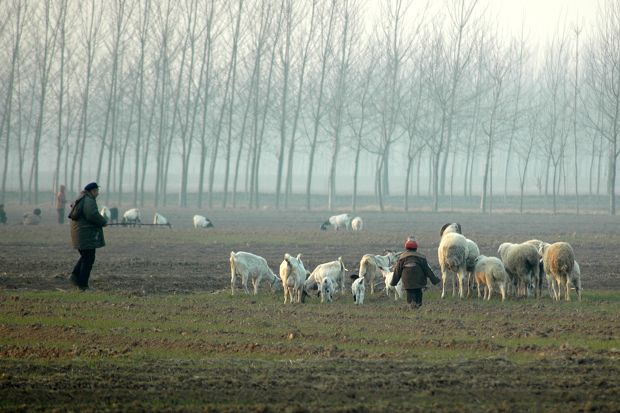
left=390, top=236, right=440, bottom=309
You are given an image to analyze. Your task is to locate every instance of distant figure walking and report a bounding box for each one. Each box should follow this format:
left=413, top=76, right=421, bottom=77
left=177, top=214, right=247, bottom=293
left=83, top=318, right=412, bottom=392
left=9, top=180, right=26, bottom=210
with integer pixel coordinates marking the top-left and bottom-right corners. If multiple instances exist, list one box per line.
left=55, top=184, right=67, bottom=224
left=68, top=182, right=107, bottom=291
left=0, top=204, right=7, bottom=224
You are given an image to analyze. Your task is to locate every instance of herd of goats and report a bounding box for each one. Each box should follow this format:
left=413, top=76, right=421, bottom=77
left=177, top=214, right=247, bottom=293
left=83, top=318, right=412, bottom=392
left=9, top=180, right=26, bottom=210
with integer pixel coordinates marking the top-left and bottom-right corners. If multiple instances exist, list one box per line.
left=229, top=215, right=583, bottom=305
left=91, top=209, right=581, bottom=305
left=98, top=206, right=214, bottom=229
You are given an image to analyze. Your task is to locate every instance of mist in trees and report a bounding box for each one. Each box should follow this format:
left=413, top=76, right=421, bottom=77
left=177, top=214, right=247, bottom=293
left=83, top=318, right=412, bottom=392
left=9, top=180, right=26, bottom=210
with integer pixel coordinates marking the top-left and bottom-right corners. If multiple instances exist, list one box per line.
left=1, top=0, right=618, bottom=214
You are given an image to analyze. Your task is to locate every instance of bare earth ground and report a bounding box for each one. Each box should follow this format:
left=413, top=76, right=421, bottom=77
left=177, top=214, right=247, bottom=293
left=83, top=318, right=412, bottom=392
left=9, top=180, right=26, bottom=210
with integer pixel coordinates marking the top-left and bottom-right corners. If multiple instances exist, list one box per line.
left=0, top=208, right=619, bottom=411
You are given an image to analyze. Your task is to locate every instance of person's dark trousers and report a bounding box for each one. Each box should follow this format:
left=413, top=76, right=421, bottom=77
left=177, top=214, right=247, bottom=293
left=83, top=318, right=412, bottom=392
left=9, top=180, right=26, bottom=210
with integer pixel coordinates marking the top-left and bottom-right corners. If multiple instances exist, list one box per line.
left=406, top=288, right=423, bottom=308
left=57, top=209, right=65, bottom=224
left=72, top=249, right=96, bottom=289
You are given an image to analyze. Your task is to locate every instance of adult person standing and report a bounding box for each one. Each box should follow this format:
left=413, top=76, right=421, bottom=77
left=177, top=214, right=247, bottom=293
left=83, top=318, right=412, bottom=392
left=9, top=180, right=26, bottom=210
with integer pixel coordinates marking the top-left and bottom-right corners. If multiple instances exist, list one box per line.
left=390, top=236, right=440, bottom=309
left=68, top=182, right=107, bottom=291
left=0, top=204, right=6, bottom=224
left=55, top=184, right=67, bottom=224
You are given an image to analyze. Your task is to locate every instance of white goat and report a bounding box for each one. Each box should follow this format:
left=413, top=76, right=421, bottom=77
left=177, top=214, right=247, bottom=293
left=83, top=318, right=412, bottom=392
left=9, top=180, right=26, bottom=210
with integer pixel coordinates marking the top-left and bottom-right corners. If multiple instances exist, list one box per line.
left=473, top=255, right=509, bottom=301
left=351, top=216, right=364, bottom=231
left=438, top=223, right=468, bottom=299
left=153, top=212, right=172, bottom=228
left=100, top=206, right=111, bottom=222
left=305, top=257, right=348, bottom=297
left=193, top=215, right=214, bottom=228
left=350, top=274, right=366, bottom=305
left=320, top=213, right=351, bottom=231
left=122, top=208, right=142, bottom=226
left=380, top=267, right=404, bottom=300
left=358, top=251, right=400, bottom=295
left=229, top=251, right=281, bottom=295
left=320, top=277, right=335, bottom=303
left=280, top=253, right=309, bottom=304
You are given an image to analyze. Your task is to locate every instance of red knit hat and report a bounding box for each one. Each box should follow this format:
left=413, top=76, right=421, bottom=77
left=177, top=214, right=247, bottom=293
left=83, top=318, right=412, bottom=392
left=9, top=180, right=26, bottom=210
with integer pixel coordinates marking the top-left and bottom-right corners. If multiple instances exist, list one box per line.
left=404, top=237, right=418, bottom=250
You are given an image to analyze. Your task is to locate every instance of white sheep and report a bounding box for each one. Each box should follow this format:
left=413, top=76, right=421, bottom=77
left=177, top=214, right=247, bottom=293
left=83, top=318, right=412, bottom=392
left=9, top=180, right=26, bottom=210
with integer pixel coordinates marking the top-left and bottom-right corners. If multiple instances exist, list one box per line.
left=465, top=238, right=481, bottom=298
left=320, top=277, right=335, bottom=303
left=539, top=242, right=577, bottom=301
left=153, top=212, right=172, bottom=228
left=193, top=214, right=214, bottom=228
left=350, top=274, right=366, bottom=305
left=438, top=223, right=468, bottom=299
left=320, top=213, right=351, bottom=231
left=498, top=242, right=540, bottom=298
left=351, top=216, right=363, bottom=231
left=304, top=256, right=348, bottom=298
left=380, top=267, right=404, bottom=300
left=358, top=251, right=400, bottom=295
left=473, top=255, right=509, bottom=301
left=523, top=239, right=547, bottom=296
left=122, top=208, right=142, bottom=226
left=569, top=260, right=582, bottom=301
left=229, top=251, right=281, bottom=295
left=280, top=253, right=309, bottom=304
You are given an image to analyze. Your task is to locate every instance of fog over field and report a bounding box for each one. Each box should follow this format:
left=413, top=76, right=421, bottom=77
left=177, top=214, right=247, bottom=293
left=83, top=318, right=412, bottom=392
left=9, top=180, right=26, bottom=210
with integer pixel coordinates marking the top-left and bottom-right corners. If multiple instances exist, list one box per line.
left=1, top=0, right=619, bottom=214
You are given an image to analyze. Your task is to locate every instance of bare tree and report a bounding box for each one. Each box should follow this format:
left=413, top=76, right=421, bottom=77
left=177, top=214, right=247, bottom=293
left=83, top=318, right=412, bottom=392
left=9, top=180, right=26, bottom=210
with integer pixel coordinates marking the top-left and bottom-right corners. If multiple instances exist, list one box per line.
left=73, top=0, right=103, bottom=192
left=370, top=0, right=421, bottom=211
left=0, top=0, right=27, bottom=204
left=438, top=0, right=479, bottom=196
left=305, top=0, right=337, bottom=210
left=196, top=0, right=218, bottom=209
left=221, top=0, right=245, bottom=208
left=326, top=0, right=359, bottom=211
left=208, top=0, right=242, bottom=208
left=479, top=34, right=510, bottom=214
left=347, top=41, right=376, bottom=212
left=572, top=22, right=582, bottom=213
left=584, top=1, right=620, bottom=215
left=52, top=0, right=68, bottom=196
left=29, top=0, right=61, bottom=204
left=133, top=0, right=150, bottom=207
left=283, top=0, right=316, bottom=208
left=539, top=27, right=571, bottom=214
left=502, top=26, right=528, bottom=202
left=178, top=0, right=202, bottom=208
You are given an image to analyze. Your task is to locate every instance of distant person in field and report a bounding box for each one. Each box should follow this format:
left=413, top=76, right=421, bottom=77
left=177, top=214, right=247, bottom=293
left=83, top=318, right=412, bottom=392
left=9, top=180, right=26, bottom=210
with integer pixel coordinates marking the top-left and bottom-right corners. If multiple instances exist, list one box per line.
left=55, top=184, right=67, bottom=224
left=0, top=204, right=6, bottom=224
left=68, top=182, right=107, bottom=291
left=391, top=236, right=440, bottom=309
left=22, top=208, right=42, bottom=225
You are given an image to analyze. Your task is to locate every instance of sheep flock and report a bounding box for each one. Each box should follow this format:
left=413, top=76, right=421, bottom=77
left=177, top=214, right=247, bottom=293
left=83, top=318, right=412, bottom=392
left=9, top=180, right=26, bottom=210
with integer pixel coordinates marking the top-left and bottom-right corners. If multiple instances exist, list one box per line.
left=230, top=218, right=583, bottom=304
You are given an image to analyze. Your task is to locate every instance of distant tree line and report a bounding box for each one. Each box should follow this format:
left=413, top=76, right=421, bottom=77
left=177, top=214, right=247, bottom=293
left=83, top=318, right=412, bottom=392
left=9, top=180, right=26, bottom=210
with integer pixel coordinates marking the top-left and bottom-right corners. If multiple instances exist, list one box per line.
left=1, top=0, right=619, bottom=214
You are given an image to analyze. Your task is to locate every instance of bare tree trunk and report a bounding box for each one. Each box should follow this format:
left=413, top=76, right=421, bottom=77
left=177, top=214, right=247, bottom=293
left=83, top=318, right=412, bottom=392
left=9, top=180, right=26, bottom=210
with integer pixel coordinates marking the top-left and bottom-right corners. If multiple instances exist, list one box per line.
left=305, top=0, right=336, bottom=210
left=133, top=0, right=150, bottom=207
left=31, top=0, right=60, bottom=205
left=284, top=1, right=316, bottom=208
left=76, top=0, right=103, bottom=192
left=275, top=0, right=291, bottom=210
left=179, top=0, right=201, bottom=208
left=53, top=0, right=68, bottom=196
left=196, top=0, right=216, bottom=209
left=0, top=2, right=24, bottom=204
left=222, top=0, right=244, bottom=208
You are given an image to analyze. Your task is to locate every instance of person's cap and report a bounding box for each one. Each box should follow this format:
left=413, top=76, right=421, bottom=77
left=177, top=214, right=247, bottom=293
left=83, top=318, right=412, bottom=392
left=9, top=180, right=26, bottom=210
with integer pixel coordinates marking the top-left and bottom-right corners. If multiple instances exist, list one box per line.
left=404, top=236, right=418, bottom=250
left=84, top=182, right=99, bottom=191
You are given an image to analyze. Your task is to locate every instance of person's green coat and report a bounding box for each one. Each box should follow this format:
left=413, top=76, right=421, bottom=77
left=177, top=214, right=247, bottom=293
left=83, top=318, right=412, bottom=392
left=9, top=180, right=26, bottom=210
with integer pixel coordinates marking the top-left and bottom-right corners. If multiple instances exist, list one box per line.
left=70, top=192, right=107, bottom=249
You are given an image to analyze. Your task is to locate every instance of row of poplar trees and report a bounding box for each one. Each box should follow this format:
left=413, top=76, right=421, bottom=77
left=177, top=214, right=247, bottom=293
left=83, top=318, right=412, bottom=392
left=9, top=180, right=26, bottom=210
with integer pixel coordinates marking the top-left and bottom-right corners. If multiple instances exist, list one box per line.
left=1, top=0, right=619, bottom=214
